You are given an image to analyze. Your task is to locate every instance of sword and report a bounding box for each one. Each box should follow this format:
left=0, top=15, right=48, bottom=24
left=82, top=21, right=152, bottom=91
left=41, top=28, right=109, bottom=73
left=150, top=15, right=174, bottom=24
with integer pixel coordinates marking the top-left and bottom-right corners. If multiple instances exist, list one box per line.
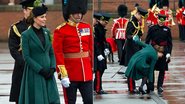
left=111, top=66, right=124, bottom=78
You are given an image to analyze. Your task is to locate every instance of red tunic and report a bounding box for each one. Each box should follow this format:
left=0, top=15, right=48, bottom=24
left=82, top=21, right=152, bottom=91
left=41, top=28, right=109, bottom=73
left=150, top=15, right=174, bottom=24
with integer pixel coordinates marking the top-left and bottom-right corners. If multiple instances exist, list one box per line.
left=176, top=7, right=185, bottom=25
left=146, top=11, right=158, bottom=26
left=160, top=9, right=174, bottom=27
left=53, top=21, right=93, bottom=81
left=111, top=17, right=128, bottom=39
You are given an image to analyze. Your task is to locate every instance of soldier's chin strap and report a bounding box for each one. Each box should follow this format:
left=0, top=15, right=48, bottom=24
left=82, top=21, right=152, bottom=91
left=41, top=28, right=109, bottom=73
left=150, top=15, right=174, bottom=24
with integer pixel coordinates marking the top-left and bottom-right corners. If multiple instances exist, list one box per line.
left=70, top=14, right=83, bottom=23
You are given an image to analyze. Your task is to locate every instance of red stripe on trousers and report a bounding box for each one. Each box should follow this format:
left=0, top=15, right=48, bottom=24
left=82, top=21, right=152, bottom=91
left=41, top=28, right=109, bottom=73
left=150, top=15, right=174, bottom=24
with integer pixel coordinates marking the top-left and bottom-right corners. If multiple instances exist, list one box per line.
left=129, top=78, right=133, bottom=92
left=63, top=86, right=68, bottom=104
left=96, top=70, right=101, bottom=92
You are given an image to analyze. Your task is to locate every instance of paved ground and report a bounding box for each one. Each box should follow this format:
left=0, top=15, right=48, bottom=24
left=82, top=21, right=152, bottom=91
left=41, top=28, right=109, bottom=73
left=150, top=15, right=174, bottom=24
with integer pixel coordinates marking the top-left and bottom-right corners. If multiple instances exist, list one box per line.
left=0, top=40, right=185, bottom=104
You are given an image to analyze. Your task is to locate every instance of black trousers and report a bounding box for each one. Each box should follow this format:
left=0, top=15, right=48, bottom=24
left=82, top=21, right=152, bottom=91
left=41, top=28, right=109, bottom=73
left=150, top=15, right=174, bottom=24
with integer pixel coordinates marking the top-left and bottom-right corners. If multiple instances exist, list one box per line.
left=149, top=69, right=165, bottom=91
left=179, top=24, right=185, bottom=41
left=94, top=69, right=105, bottom=92
left=115, top=39, right=125, bottom=61
left=64, top=81, right=93, bottom=104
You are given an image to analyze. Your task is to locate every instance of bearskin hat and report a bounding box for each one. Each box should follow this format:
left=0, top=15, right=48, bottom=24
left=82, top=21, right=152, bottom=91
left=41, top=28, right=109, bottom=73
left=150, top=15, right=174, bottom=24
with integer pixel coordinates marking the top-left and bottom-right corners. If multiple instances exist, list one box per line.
left=117, top=4, right=127, bottom=17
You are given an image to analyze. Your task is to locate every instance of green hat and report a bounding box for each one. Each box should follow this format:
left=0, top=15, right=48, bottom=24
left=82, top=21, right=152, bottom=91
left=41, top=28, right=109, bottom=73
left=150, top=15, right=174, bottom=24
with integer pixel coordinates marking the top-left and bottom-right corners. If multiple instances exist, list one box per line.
left=30, top=0, right=48, bottom=17
left=158, top=14, right=166, bottom=22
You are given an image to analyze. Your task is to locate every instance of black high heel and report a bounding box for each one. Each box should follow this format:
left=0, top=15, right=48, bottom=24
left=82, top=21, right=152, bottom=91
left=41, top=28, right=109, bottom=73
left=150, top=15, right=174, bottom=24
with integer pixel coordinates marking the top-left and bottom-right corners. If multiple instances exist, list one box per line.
left=139, top=87, right=147, bottom=95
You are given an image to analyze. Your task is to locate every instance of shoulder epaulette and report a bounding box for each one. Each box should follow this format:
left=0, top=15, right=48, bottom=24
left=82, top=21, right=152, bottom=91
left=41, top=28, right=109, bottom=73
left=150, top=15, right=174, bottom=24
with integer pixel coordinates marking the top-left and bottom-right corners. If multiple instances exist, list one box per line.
left=11, top=20, right=21, bottom=26
left=12, top=24, right=21, bottom=37
left=56, top=22, right=67, bottom=29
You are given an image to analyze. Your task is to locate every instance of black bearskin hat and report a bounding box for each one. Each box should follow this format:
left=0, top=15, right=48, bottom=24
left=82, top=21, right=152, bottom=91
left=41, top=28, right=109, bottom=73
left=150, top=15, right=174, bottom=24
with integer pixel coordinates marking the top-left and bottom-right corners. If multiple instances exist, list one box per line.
left=162, top=0, right=169, bottom=7
left=117, top=4, right=127, bottom=17
left=62, top=0, right=88, bottom=21
left=149, top=0, right=156, bottom=8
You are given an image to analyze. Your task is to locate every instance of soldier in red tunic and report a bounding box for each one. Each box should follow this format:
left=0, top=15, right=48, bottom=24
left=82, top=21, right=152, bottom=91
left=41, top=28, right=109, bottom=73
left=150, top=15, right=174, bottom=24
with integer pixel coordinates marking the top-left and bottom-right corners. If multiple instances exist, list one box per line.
left=147, top=4, right=160, bottom=27
left=53, top=0, right=93, bottom=104
left=176, top=1, right=185, bottom=41
left=160, top=0, right=175, bottom=27
left=111, top=4, right=128, bottom=62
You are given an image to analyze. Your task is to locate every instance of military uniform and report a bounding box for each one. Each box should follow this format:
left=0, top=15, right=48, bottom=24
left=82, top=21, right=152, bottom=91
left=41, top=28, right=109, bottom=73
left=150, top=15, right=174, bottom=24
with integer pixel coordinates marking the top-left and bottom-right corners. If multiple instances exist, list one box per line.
left=160, top=0, right=175, bottom=27
left=112, top=4, right=128, bottom=62
left=93, top=13, right=111, bottom=94
left=120, top=15, right=143, bottom=66
left=93, top=13, right=102, bottom=72
left=160, top=9, right=174, bottom=27
left=147, top=4, right=160, bottom=27
left=53, top=0, right=93, bottom=103
left=53, top=20, right=93, bottom=104
left=176, top=1, right=185, bottom=41
left=120, top=6, right=148, bottom=94
left=8, top=18, right=29, bottom=102
left=145, top=15, right=173, bottom=94
left=94, top=21, right=107, bottom=94
left=8, top=0, right=35, bottom=102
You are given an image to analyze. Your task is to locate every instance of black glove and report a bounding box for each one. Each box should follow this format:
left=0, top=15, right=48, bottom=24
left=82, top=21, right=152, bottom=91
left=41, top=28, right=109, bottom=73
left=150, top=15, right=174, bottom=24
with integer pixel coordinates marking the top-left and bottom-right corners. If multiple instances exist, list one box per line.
left=50, top=68, right=56, bottom=74
left=39, top=69, right=50, bottom=80
left=48, top=68, right=55, bottom=78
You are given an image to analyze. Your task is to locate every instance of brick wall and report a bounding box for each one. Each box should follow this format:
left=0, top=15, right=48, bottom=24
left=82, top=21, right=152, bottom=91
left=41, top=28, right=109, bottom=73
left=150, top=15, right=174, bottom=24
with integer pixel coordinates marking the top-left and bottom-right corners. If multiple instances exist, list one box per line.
left=0, top=10, right=92, bottom=41
left=0, top=0, right=61, bottom=5
left=0, top=0, right=180, bottom=41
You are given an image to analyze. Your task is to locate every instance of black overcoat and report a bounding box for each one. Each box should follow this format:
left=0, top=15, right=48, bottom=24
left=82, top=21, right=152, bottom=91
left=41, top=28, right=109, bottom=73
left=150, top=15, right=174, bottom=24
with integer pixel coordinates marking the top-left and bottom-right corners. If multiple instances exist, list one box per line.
left=120, top=16, right=142, bottom=66
left=94, top=22, right=107, bottom=70
left=145, top=25, right=173, bottom=71
left=8, top=19, right=29, bottom=102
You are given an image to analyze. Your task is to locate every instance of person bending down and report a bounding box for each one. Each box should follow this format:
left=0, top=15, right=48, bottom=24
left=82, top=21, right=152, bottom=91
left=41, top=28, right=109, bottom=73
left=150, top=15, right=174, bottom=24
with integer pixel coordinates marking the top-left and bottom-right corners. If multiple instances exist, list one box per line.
left=125, top=35, right=163, bottom=95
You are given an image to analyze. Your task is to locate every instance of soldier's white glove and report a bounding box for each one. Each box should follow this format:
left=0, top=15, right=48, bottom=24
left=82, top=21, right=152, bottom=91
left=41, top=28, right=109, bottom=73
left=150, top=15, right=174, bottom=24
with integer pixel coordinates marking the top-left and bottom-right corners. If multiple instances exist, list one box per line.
left=166, top=53, right=171, bottom=63
left=97, top=55, right=104, bottom=61
left=61, top=77, right=70, bottom=88
left=104, top=48, right=110, bottom=56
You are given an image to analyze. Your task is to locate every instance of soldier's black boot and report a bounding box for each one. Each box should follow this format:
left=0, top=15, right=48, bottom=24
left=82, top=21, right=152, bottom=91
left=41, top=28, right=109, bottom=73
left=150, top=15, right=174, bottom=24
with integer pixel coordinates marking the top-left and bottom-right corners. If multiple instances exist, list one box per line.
left=157, top=87, right=163, bottom=97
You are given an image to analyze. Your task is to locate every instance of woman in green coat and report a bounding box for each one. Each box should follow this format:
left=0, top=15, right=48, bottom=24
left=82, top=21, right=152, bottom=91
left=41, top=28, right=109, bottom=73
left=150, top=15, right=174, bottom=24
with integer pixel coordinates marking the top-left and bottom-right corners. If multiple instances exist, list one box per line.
left=19, top=4, right=60, bottom=104
left=125, top=35, right=163, bottom=94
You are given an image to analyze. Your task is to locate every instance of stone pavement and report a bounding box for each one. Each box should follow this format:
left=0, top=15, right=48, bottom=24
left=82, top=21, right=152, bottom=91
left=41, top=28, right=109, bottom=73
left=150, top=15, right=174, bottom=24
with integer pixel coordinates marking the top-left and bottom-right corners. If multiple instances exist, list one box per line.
left=94, top=40, right=185, bottom=104
left=1, top=40, right=185, bottom=104
left=93, top=57, right=167, bottom=104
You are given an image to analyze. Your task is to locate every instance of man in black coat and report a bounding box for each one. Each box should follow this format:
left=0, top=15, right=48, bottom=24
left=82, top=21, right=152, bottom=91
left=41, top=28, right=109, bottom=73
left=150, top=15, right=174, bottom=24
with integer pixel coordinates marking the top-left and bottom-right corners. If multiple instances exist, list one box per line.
left=120, top=6, right=148, bottom=94
left=145, top=14, right=173, bottom=97
left=93, top=13, right=111, bottom=94
left=93, top=12, right=102, bottom=73
left=8, top=0, right=35, bottom=103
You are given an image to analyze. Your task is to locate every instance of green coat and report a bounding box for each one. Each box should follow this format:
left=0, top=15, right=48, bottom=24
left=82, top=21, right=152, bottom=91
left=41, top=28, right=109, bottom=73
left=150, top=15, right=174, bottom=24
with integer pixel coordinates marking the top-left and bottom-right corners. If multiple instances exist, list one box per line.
left=19, top=27, right=60, bottom=104
left=125, top=40, right=158, bottom=82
